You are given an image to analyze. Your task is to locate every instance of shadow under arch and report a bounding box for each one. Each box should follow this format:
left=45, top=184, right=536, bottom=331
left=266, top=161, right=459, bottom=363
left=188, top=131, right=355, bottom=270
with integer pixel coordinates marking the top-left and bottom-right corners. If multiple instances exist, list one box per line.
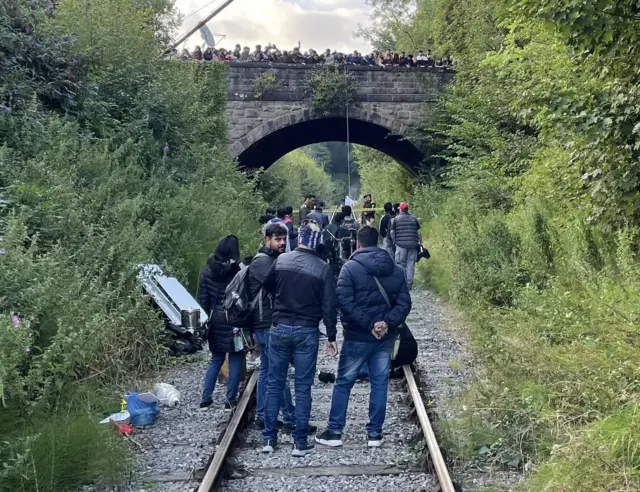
left=233, top=111, right=427, bottom=174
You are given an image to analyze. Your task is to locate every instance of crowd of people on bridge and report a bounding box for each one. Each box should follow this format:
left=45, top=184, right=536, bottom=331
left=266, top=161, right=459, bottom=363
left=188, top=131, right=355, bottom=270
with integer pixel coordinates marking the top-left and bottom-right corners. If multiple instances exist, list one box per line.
left=197, top=193, right=425, bottom=456
left=176, top=43, right=454, bottom=68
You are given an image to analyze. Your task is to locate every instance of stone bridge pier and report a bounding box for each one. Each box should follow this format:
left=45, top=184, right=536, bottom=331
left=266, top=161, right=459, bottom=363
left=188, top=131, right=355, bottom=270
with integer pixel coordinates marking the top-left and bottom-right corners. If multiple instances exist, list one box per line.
left=225, top=63, right=453, bottom=173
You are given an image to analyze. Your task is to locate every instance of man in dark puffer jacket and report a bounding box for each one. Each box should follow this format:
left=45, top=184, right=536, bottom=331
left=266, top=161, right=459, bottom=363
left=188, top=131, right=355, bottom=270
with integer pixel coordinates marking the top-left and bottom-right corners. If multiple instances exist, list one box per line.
left=198, top=235, right=244, bottom=411
left=316, top=226, right=411, bottom=448
left=249, top=223, right=296, bottom=430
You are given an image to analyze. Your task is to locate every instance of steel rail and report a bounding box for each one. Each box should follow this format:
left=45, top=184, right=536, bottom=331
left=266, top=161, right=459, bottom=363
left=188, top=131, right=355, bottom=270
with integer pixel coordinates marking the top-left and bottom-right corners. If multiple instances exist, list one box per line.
left=197, top=370, right=258, bottom=492
left=403, top=365, right=456, bottom=492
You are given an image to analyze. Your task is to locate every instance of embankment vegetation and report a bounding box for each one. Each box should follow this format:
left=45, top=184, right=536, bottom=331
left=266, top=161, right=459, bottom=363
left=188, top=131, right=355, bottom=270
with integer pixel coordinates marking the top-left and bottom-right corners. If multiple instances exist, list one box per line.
left=0, top=1, right=259, bottom=489
left=361, top=0, right=640, bottom=489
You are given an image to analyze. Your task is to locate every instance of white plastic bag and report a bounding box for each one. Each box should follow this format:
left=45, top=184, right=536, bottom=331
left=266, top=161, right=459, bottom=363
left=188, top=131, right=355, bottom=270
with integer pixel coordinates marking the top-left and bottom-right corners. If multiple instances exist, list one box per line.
left=154, top=383, right=181, bottom=407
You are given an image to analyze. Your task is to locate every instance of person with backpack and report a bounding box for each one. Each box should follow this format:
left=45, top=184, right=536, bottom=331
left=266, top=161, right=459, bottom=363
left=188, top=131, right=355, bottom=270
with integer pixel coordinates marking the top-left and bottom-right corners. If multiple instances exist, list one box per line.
left=315, top=226, right=411, bottom=448
left=261, top=220, right=338, bottom=457
left=337, top=205, right=360, bottom=260
left=198, top=235, right=244, bottom=411
left=249, top=223, right=296, bottom=430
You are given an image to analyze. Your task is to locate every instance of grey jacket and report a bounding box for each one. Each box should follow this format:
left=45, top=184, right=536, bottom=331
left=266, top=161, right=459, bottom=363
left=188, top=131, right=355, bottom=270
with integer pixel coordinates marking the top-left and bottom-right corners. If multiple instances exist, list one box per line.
left=391, top=212, right=421, bottom=249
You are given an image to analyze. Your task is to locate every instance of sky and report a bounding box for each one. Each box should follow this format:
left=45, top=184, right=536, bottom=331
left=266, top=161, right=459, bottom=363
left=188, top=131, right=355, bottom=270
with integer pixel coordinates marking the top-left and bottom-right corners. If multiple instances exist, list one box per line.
left=174, top=0, right=373, bottom=53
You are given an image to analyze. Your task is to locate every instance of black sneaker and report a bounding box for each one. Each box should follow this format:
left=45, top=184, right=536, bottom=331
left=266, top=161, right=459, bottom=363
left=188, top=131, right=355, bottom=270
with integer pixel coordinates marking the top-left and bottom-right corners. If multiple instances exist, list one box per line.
left=367, top=433, right=384, bottom=447
left=255, top=418, right=284, bottom=430
left=291, top=442, right=315, bottom=457
left=315, top=429, right=343, bottom=447
left=198, top=400, right=213, bottom=411
left=282, top=423, right=318, bottom=435
left=224, top=399, right=237, bottom=411
left=261, top=439, right=276, bottom=453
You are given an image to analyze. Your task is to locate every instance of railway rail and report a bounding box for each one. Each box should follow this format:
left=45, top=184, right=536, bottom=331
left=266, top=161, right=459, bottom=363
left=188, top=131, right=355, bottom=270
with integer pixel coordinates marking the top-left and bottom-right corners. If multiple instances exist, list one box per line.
left=196, top=331, right=460, bottom=492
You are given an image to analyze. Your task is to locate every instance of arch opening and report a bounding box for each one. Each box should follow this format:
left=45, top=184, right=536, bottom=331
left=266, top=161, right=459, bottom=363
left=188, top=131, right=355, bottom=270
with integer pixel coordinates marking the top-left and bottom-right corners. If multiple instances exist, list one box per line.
left=235, top=117, right=426, bottom=173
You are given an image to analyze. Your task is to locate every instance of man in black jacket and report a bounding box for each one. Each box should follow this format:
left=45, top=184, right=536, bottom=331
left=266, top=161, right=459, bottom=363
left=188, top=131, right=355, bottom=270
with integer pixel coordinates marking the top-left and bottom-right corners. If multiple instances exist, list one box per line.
left=249, top=223, right=296, bottom=430
left=262, top=220, right=338, bottom=457
left=315, top=226, right=411, bottom=448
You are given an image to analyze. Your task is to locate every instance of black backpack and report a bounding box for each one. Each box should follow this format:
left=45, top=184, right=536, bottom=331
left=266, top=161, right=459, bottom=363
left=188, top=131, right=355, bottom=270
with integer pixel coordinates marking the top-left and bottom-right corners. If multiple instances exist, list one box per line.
left=223, top=253, right=266, bottom=328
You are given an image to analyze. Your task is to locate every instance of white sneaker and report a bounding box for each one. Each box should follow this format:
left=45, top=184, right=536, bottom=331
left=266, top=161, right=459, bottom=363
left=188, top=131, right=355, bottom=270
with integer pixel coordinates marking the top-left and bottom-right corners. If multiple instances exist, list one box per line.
left=367, top=434, right=384, bottom=447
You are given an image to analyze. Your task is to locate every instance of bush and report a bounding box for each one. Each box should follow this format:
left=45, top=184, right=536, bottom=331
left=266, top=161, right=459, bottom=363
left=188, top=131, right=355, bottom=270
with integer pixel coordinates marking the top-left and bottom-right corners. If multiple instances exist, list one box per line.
left=306, top=65, right=355, bottom=114
left=0, top=1, right=260, bottom=489
left=260, top=149, right=339, bottom=208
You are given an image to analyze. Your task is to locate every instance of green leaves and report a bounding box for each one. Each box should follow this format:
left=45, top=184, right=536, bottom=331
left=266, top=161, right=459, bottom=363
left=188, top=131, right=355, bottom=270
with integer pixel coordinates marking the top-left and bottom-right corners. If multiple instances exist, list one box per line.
left=306, top=65, right=356, bottom=115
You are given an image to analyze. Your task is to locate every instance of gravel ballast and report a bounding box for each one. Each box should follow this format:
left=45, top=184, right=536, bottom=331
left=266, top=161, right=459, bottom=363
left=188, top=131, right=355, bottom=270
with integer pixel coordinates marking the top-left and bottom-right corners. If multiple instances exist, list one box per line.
left=99, top=289, right=522, bottom=491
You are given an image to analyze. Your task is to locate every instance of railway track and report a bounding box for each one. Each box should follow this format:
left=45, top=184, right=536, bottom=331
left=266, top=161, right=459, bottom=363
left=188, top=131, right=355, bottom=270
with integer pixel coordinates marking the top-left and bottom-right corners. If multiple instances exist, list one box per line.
left=196, top=329, right=459, bottom=492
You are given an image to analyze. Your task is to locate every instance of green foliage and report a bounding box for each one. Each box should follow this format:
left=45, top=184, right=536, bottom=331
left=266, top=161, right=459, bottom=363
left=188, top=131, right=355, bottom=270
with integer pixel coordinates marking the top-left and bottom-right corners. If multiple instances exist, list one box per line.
left=253, top=72, right=278, bottom=100
left=354, top=146, right=415, bottom=203
left=0, top=0, right=259, bottom=489
left=366, top=0, right=640, bottom=489
left=306, top=65, right=356, bottom=115
left=0, top=388, right=132, bottom=492
left=260, top=149, right=339, bottom=207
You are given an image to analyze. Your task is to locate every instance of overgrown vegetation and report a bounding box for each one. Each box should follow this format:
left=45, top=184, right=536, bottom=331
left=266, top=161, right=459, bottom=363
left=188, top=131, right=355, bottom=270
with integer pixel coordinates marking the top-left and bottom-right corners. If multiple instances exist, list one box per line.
left=0, top=0, right=259, bottom=489
left=360, top=0, right=640, bottom=489
left=260, top=149, right=340, bottom=207
left=253, top=72, right=278, bottom=100
left=306, top=65, right=356, bottom=115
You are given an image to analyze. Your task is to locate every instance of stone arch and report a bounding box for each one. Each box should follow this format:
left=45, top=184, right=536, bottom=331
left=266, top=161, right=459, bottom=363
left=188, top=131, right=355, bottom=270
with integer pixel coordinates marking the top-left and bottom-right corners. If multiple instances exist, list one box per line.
left=229, top=107, right=425, bottom=173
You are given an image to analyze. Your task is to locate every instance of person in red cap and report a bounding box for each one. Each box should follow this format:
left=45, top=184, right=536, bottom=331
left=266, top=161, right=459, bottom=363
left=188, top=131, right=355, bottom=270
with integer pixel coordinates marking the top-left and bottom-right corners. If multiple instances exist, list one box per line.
left=390, top=202, right=422, bottom=290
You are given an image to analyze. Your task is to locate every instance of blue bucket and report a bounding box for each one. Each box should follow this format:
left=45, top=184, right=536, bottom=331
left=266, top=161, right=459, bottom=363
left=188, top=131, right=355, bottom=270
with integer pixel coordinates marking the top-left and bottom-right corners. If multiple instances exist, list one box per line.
left=125, top=392, right=159, bottom=426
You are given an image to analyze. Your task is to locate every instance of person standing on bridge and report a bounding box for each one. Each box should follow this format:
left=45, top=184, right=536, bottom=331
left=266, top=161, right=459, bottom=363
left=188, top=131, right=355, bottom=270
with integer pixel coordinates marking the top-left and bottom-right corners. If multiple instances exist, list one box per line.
left=315, top=226, right=411, bottom=448
left=390, top=202, right=422, bottom=291
left=261, top=220, right=338, bottom=457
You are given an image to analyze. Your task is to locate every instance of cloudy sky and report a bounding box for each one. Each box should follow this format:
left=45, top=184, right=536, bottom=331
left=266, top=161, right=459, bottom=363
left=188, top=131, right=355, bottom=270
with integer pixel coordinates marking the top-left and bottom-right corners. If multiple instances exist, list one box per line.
left=175, top=0, right=373, bottom=53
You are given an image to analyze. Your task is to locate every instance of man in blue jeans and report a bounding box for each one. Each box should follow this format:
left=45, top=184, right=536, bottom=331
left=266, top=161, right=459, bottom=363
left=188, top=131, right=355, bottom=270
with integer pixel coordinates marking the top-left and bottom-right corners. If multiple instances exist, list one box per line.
left=261, top=220, right=338, bottom=457
left=248, top=223, right=296, bottom=429
left=316, top=226, right=411, bottom=448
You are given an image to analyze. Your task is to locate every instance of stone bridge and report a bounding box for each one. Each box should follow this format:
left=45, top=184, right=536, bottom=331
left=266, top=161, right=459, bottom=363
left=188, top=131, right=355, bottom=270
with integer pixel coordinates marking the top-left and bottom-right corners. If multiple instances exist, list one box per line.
left=225, top=63, right=453, bottom=172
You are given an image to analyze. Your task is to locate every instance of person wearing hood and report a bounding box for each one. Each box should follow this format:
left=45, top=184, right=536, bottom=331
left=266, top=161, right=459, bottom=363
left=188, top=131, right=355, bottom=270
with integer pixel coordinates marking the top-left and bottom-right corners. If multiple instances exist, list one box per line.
left=315, top=226, right=411, bottom=449
left=198, top=235, right=244, bottom=411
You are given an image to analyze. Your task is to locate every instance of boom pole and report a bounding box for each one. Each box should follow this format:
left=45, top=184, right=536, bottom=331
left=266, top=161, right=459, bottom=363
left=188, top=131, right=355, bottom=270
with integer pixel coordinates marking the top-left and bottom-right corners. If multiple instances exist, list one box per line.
left=161, top=0, right=236, bottom=57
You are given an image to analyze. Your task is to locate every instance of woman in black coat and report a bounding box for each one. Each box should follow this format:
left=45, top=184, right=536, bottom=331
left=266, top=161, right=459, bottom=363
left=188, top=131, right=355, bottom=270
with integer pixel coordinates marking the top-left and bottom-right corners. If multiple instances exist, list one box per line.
left=198, top=235, right=244, bottom=410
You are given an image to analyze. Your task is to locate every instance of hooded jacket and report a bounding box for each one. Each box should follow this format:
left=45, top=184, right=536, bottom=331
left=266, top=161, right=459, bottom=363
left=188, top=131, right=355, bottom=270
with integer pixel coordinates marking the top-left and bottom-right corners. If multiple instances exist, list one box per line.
left=198, top=235, right=241, bottom=353
left=337, top=247, right=411, bottom=342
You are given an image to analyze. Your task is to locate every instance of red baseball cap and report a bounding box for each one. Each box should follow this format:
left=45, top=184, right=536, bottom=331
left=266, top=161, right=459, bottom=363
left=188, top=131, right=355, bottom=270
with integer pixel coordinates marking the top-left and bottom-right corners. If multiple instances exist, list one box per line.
left=399, top=202, right=409, bottom=211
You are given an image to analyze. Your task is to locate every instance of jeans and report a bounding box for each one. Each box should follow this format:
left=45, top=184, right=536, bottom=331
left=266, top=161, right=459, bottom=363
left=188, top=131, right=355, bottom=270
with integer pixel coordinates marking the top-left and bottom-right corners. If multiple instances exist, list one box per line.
left=263, top=325, right=319, bottom=446
left=395, top=246, right=418, bottom=290
left=201, top=351, right=244, bottom=404
left=254, top=329, right=296, bottom=424
left=328, top=338, right=394, bottom=437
